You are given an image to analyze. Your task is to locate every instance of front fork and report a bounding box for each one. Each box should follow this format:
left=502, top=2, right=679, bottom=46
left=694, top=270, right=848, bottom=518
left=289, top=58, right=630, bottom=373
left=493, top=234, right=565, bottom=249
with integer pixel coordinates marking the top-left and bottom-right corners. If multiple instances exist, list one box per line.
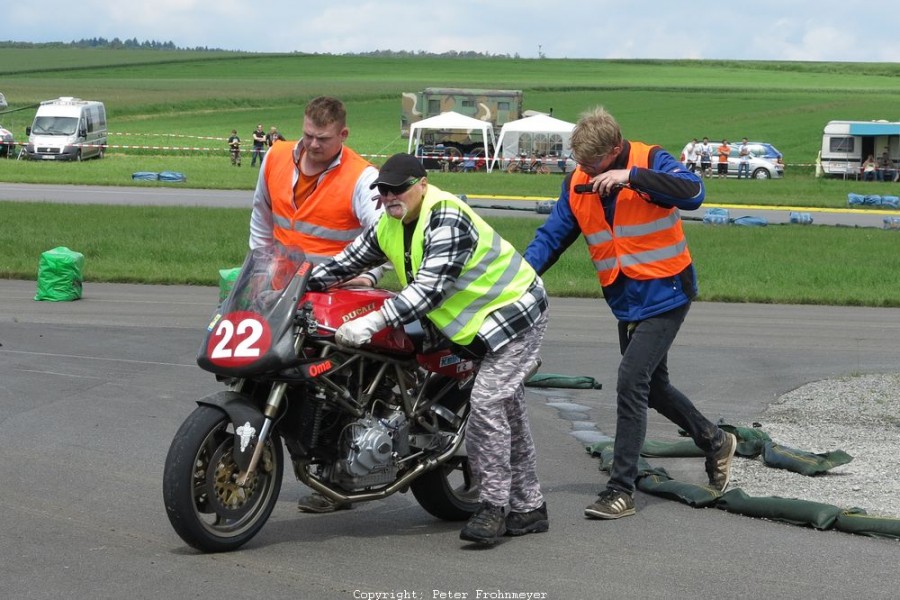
left=235, top=381, right=286, bottom=486
left=234, top=317, right=310, bottom=485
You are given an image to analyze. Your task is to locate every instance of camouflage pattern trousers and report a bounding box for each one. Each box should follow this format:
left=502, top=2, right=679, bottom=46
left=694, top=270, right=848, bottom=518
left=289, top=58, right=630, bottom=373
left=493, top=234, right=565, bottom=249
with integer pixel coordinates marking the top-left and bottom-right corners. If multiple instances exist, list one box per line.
left=467, top=311, right=548, bottom=511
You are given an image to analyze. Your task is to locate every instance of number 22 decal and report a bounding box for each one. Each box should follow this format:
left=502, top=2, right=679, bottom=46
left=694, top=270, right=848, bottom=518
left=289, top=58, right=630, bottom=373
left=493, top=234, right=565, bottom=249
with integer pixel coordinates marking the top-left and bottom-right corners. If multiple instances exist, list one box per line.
left=206, top=311, right=272, bottom=366
left=211, top=318, right=263, bottom=358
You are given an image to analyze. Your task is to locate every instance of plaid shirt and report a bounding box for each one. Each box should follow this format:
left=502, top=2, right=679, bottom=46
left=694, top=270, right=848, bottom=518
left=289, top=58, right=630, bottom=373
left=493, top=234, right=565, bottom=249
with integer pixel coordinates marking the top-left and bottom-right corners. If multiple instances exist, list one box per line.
left=309, top=194, right=548, bottom=354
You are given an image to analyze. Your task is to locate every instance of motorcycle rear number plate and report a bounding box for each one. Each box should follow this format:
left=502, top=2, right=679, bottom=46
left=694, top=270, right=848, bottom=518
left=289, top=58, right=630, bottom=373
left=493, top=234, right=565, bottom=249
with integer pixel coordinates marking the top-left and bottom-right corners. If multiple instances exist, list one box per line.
left=206, top=311, right=272, bottom=367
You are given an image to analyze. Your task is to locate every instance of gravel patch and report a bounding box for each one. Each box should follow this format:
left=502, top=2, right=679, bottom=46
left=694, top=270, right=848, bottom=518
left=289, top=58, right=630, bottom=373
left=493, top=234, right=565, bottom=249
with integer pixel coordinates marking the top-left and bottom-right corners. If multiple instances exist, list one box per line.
left=728, top=373, right=900, bottom=519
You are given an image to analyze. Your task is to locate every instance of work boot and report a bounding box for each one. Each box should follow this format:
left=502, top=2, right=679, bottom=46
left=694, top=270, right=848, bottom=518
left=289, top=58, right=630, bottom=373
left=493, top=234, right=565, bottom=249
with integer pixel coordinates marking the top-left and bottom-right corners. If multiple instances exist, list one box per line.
left=460, top=502, right=506, bottom=545
left=584, top=488, right=635, bottom=520
left=505, top=502, right=549, bottom=536
left=297, top=492, right=352, bottom=513
left=706, top=431, right=737, bottom=491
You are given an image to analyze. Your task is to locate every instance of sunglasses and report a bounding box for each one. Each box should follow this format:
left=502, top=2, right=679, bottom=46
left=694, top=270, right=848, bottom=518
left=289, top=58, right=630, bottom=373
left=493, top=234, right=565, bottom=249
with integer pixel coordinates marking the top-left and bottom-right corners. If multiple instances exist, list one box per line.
left=377, top=177, right=419, bottom=197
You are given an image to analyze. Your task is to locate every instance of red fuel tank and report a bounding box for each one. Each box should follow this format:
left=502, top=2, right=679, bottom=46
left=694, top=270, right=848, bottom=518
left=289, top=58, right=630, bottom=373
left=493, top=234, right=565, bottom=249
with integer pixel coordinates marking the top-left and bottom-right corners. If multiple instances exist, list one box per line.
left=303, top=289, right=415, bottom=354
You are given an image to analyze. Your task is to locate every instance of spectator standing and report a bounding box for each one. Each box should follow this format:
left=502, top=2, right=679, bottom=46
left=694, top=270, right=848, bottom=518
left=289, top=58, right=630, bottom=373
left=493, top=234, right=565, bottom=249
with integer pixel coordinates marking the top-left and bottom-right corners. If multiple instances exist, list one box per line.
left=878, top=149, right=894, bottom=182
left=524, top=106, right=736, bottom=521
left=227, top=129, right=241, bottom=166
left=266, top=126, right=285, bottom=148
left=699, top=137, right=713, bottom=178
left=737, top=138, right=751, bottom=179
left=683, top=138, right=698, bottom=172
left=309, top=153, right=550, bottom=546
left=250, top=124, right=266, bottom=167
left=716, top=139, right=730, bottom=178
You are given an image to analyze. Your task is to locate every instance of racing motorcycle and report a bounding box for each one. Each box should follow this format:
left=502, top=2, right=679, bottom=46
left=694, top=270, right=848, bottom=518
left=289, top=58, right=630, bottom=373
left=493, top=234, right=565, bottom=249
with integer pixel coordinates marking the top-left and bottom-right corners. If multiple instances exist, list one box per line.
left=162, top=245, right=479, bottom=552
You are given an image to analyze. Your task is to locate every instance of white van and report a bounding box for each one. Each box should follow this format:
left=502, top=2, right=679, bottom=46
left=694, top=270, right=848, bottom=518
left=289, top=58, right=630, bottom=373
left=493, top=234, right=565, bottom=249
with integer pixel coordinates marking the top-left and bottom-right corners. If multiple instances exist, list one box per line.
left=23, top=97, right=107, bottom=161
left=819, top=120, right=900, bottom=177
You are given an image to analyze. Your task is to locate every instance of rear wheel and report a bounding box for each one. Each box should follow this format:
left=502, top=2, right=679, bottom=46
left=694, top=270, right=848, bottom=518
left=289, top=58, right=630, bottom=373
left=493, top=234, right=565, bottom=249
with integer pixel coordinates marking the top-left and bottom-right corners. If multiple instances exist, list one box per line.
left=410, top=454, right=479, bottom=520
left=410, top=380, right=478, bottom=520
left=162, top=405, right=283, bottom=552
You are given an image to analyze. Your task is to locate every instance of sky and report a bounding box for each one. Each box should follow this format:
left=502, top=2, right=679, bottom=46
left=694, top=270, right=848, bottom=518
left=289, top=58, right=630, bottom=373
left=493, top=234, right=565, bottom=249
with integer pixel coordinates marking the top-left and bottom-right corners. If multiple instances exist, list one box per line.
left=5, top=1, right=900, bottom=62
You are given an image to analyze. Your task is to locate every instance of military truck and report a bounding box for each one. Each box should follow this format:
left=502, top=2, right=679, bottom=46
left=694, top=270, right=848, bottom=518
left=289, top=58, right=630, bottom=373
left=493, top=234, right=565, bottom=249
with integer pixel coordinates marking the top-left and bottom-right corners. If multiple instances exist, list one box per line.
left=401, top=88, right=522, bottom=169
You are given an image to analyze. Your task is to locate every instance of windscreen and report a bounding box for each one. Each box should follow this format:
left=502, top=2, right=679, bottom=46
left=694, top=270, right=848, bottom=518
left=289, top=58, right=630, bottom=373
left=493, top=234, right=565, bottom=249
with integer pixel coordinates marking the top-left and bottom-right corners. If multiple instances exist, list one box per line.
left=32, top=116, right=78, bottom=135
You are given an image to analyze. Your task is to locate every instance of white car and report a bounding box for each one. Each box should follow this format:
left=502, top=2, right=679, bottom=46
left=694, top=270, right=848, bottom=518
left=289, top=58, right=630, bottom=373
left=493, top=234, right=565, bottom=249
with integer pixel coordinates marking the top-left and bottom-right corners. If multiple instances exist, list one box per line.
left=680, top=141, right=784, bottom=179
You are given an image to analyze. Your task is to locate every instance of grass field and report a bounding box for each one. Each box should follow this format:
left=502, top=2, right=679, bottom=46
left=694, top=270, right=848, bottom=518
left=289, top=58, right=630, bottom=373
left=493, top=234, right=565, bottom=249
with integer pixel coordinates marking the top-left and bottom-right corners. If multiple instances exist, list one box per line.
left=3, top=50, right=900, bottom=206
left=2, top=49, right=899, bottom=307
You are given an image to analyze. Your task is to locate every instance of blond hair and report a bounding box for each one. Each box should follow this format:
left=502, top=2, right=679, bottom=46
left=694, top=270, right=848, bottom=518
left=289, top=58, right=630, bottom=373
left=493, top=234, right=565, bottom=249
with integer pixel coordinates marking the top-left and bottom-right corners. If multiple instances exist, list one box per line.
left=570, top=106, right=623, bottom=164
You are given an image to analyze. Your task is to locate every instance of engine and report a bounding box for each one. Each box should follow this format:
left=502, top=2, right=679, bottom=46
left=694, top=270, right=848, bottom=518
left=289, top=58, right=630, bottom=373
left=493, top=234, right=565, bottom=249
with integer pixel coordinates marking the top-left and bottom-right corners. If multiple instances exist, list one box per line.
left=334, top=407, right=409, bottom=488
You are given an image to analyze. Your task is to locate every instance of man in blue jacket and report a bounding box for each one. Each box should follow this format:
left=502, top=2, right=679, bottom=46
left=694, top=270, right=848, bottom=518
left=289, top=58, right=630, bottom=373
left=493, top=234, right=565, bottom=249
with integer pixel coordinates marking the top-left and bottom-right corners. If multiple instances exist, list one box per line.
left=524, top=106, right=736, bottom=520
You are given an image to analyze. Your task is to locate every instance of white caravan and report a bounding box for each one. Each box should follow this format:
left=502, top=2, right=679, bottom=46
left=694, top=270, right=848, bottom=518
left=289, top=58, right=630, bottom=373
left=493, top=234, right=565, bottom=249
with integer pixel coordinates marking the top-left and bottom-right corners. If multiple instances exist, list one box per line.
left=23, top=97, right=107, bottom=161
left=819, top=120, right=900, bottom=177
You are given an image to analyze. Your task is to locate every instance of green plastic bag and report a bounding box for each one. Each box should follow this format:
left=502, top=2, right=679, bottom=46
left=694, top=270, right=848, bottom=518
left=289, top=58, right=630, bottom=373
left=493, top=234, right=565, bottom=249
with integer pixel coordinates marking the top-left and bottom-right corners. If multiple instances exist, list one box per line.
left=716, top=488, right=842, bottom=530
left=639, top=439, right=705, bottom=458
left=761, top=442, right=853, bottom=476
left=718, top=424, right=772, bottom=458
left=835, top=508, right=900, bottom=540
left=218, top=267, right=241, bottom=302
left=637, top=469, right=722, bottom=508
left=525, top=373, right=602, bottom=389
left=34, top=247, right=84, bottom=302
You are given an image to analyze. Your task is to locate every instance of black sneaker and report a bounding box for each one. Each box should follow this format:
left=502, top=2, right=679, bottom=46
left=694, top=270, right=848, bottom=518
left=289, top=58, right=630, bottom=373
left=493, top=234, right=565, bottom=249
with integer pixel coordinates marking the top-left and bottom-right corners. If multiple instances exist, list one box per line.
left=505, top=502, right=549, bottom=536
left=460, top=502, right=506, bottom=545
left=584, top=489, right=635, bottom=520
left=705, top=431, right=737, bottom=491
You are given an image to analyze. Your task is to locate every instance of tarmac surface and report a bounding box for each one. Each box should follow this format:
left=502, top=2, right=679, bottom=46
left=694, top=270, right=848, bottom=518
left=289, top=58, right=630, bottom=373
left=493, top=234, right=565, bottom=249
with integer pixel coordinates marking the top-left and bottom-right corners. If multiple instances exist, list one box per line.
left=1, top=280, right=899, bottom=599
left=1, top=182, right=899, bottom=228
left=1, top=183, right=898, bottom=598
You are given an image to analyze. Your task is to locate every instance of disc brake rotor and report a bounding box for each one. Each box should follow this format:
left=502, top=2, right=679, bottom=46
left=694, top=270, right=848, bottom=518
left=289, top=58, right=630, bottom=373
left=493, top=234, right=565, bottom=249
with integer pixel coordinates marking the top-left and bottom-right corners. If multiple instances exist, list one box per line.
left=205, top=441, right=263, bottom=519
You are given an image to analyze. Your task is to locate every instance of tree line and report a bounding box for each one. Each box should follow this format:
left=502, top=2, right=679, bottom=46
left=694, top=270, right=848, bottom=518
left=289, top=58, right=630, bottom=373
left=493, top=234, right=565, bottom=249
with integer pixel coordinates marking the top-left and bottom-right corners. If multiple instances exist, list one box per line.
left=0, top=40, right=540, bottom=58
left=0, top=39, right=223, bottom=51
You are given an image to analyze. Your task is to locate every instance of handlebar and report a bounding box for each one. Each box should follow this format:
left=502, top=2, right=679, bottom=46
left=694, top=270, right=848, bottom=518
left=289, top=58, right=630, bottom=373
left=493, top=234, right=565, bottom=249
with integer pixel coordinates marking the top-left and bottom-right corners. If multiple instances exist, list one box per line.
left=573, top=183, right=626, bottom=194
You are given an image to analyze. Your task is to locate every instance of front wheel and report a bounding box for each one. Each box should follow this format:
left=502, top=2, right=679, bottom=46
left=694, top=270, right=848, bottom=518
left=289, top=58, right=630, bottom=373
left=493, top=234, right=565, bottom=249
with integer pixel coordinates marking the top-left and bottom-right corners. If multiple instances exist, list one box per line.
left=752, top=168, right=772, bottom=179
left=162, top=405, right=283, bottom=552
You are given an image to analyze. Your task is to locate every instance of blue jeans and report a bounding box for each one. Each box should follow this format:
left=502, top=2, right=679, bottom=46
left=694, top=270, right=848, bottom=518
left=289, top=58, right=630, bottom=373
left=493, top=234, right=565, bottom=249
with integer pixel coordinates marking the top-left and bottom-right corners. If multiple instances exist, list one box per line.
left=737, top=162, right=750, bottom=178
left=250, top=146, right=264, bottom=166
left=607, top=302, right=723, bottom=494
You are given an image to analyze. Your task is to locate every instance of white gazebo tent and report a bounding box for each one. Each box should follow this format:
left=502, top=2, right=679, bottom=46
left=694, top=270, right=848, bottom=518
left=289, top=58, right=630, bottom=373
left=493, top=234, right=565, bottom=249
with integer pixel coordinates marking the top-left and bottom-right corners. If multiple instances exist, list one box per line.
left=490, top=114, right=576, bottom=173
left=407, top=111, right=496, bottom=172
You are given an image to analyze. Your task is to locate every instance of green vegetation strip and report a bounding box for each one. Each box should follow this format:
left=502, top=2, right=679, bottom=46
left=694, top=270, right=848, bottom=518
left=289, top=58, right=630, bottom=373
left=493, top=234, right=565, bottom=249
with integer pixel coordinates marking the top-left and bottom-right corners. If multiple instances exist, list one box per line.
left=2, top=202, right=898, bottom=307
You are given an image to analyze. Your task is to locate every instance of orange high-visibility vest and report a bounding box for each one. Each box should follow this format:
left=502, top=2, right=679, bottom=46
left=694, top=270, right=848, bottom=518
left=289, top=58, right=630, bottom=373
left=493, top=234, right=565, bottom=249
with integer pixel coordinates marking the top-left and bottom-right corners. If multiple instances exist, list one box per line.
left=569, top=142, right=692, bottom=286
left=264, top=142, right=371, bottom=262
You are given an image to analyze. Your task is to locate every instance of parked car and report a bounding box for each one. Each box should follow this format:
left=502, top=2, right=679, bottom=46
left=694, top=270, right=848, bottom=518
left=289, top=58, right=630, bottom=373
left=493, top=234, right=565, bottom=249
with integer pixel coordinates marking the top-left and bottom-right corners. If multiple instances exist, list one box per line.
left=679, top=140, right=784, bottom=179
left=0, top=125, right=14, bottom=158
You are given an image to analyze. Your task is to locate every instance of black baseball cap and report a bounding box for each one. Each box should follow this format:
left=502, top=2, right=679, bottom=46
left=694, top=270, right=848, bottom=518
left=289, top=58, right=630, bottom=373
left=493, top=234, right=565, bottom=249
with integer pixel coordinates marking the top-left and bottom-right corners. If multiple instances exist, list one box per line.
left=369, top=153, right=427, bottom=189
